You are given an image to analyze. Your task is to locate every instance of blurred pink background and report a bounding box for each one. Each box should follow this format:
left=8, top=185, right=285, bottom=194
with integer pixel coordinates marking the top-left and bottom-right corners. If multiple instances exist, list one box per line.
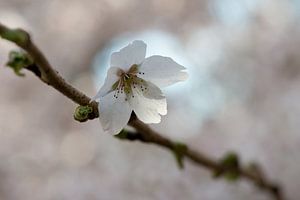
left=1, top=0, right=300, bottom=200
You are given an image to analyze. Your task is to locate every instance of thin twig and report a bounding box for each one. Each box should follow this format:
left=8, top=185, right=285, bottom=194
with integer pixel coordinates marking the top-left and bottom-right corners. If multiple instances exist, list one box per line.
left=128, top=120, right=283, bottom=200
left=0, top=23, right=284, bottom=200
left=0, top=23, right=99, bottom=117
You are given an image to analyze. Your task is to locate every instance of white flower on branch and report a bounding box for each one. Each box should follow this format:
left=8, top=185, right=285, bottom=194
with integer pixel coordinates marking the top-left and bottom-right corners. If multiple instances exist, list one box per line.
left=93, top=40, right=188, bottom=135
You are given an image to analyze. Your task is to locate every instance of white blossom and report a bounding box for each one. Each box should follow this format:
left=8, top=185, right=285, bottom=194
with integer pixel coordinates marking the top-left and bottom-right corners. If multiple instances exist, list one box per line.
left=93, top=40, right=188, bottom=135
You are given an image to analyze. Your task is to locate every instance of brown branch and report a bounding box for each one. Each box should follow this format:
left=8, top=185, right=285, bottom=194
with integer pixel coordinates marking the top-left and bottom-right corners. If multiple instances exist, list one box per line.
left=0, top=23, right=284, bottom=200
left=128, top=120, right=283, bottom=200
left=0, top=23, right=99, bottom=118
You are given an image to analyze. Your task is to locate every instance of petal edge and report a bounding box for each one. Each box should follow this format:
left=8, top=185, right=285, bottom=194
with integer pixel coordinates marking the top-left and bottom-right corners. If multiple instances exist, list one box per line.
left=99, top=91, right=132, bottom=135
left=111, top=40, right=147, bottom=71
left=139, top=55, right=188, bottom=88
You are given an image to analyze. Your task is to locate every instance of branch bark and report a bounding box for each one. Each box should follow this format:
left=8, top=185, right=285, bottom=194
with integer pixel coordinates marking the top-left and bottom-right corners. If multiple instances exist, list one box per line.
left=0, top=23, right=284, bottom=200
left=0, top=23, right=99, bottom=118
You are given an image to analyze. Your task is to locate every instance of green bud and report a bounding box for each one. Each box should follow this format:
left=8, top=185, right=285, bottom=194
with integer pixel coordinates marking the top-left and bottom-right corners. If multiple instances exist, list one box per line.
left=1, top=28, right=29, bottom=46
left=73, top=105, right=93, bottom=122
left=213, top=152, right=240, bottom=182
left=172, top=142, right=188, bottom=170
left=6, top=50, right=33, bottom=76
left=221, top=152, right=239, bottom=168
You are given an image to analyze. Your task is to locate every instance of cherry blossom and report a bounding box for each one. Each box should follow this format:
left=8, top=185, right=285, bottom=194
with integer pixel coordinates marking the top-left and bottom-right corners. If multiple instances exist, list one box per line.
left=93, top=40, right=188, bottom=135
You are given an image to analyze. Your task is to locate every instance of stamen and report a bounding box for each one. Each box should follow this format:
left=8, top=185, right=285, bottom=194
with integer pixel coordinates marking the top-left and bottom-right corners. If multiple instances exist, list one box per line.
left=114, top=69, right=149, bottom=100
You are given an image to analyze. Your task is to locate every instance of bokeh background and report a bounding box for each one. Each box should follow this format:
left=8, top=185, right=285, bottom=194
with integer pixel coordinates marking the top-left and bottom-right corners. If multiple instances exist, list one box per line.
left=0, top=0, right=300, bottom=199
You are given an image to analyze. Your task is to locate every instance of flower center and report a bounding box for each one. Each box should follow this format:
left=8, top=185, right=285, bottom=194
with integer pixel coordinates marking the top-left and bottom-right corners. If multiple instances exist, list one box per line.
left=112, top=64, right=147, bottom=100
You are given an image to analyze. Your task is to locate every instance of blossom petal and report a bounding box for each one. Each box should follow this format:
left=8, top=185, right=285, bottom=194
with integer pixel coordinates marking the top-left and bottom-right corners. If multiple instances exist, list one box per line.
left=111, top=40, right=147, bottom=71
left=92, top=67, right=120, bottom=101
left=99, top=91, right=132, bottom=135
left=129, top=81, right=167, bottom=124
left=138, top=55, right=188, bottom=88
